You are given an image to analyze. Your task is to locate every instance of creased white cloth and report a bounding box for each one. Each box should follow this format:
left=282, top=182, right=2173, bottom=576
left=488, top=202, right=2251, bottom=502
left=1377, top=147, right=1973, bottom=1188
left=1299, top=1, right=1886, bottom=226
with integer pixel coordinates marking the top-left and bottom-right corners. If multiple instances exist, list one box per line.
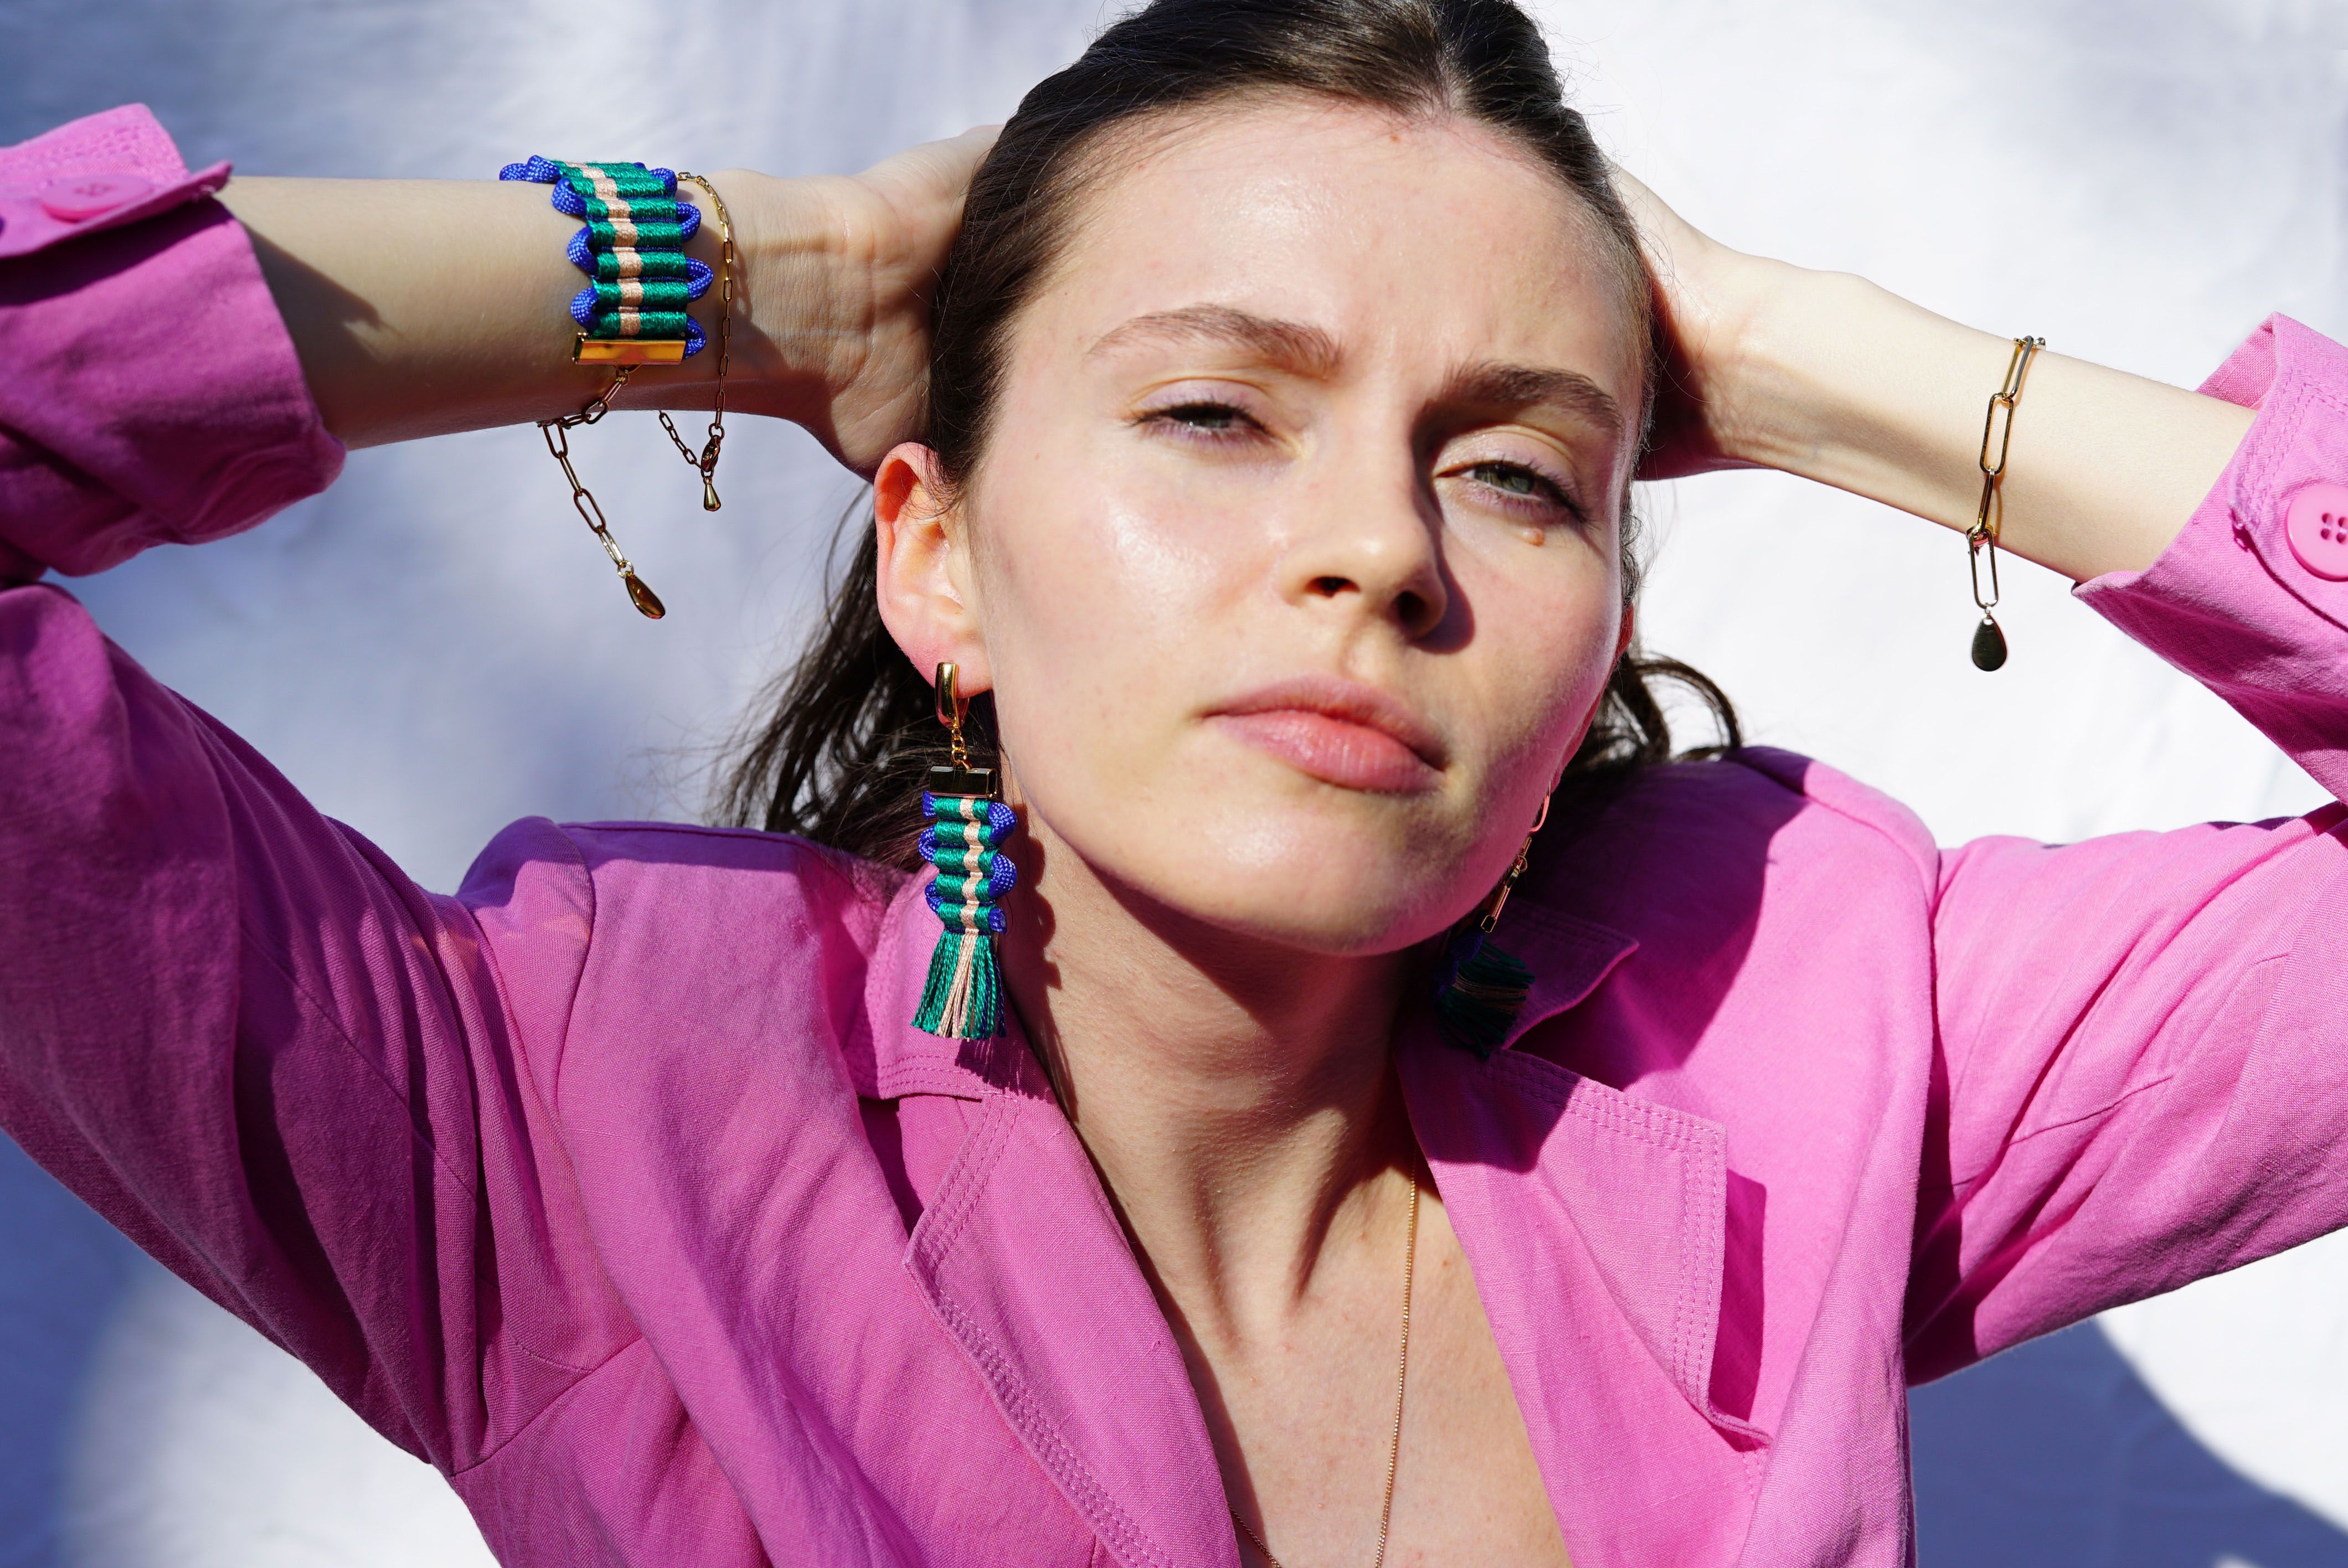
left=0, top=2, right=2341, bottom=1564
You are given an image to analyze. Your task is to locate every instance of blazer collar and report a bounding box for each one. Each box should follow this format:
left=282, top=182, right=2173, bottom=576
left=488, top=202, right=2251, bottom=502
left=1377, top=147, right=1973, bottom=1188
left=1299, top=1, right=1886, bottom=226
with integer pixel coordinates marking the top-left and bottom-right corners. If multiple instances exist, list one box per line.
left=854, top=850, right=1638, bottom=1093
left=1397, top=895, right=1767, bottom=1566
left=866, top=874, right=1238, bottom=1566
left=857, top=872, right=1054, bottom=1103
left=1487, top=900, right=1641, bottom=1050
left=872, top=868, right=1755, bottom=1566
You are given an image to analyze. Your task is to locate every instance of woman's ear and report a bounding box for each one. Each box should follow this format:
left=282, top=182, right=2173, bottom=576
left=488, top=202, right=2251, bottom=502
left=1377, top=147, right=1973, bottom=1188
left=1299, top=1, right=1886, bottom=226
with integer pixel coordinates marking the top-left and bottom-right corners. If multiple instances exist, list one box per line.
left=873, top=441, right=993, bottom=692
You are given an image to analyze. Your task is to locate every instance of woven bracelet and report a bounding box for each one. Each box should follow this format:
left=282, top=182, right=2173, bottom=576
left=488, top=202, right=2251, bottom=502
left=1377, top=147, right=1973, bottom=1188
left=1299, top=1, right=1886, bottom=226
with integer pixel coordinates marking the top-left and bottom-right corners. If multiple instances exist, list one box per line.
left=499, top=154, right=712, bottom=364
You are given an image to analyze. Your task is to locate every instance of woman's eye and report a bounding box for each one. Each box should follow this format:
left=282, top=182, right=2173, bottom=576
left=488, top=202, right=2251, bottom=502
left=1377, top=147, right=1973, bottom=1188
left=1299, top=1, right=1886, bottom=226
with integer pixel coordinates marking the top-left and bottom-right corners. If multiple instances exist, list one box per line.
left=1143, top=400, right=1257, bottom=437
left=1473, top=462, right=1543, bottom=496
left=1462, top=460, right=1573, bottom=512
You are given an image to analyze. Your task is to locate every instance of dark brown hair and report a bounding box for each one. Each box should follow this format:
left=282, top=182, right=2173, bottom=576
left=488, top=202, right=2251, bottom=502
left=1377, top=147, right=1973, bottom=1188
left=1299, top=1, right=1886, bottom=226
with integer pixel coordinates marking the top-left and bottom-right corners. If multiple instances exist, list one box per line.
left=714, top=0, right=1738, bottom=863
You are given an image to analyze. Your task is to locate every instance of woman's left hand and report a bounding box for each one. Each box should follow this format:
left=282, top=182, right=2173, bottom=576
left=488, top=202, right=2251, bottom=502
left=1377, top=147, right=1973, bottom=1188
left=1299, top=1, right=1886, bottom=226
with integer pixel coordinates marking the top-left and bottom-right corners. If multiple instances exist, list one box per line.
left=1609, top=165, right=1796, bottom=482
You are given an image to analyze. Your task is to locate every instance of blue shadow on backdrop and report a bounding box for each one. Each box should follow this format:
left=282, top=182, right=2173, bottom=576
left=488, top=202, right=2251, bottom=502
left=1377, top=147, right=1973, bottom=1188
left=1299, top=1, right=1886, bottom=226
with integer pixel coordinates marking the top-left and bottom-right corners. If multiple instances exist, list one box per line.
left=0, top=1141, right=141, bottom=1568
left=6, top=1134, right=2345, bottom=1567
left=1910, top=1321, right=2348, bottom=1567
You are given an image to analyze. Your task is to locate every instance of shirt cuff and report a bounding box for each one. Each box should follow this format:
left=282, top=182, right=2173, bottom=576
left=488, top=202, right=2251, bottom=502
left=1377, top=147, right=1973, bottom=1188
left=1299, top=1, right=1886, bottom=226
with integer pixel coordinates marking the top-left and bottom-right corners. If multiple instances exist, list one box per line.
left=0, top=105, right=343, bottom=580
left=2078, top=314, right=2348, bottom=800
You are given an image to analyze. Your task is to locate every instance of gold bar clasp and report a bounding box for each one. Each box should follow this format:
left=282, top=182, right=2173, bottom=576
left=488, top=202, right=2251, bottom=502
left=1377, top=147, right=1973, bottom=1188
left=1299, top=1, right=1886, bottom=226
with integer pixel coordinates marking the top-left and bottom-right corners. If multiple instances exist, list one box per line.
left=573, top=335, right=688, bottom=365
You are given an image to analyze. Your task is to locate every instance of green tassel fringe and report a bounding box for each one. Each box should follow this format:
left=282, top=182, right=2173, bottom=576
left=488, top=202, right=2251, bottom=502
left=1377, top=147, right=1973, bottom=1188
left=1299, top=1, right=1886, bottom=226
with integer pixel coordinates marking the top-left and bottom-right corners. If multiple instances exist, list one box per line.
left=912, top=929, right=1003, bottom=1040
left=1434, top=932, right=1533, bottom=1059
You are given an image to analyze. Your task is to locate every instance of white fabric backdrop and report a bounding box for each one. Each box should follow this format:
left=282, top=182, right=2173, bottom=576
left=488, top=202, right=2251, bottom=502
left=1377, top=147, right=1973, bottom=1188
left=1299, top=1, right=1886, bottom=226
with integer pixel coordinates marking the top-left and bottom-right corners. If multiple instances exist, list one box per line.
left=1, top=3, right=2344, bottom=1564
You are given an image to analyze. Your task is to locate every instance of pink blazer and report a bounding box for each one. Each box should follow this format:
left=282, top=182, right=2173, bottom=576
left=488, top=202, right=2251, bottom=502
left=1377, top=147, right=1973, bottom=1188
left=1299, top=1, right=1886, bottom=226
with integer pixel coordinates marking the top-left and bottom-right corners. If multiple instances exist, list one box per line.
left=5, top=106, right=2347, bottom=1568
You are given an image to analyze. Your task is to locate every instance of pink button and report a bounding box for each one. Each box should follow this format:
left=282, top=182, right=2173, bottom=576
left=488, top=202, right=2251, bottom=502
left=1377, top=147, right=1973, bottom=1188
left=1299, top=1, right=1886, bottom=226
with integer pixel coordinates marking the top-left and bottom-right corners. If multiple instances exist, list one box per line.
left=2285, top=482, right=2348, bottom=582
left=37, top=172, right=154, bottom=223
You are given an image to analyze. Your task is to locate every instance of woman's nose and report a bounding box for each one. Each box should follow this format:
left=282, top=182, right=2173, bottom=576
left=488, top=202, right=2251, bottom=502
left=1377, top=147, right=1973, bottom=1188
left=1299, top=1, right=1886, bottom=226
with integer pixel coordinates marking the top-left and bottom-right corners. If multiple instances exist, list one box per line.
left=1275, top=448, right=1449, bottom=642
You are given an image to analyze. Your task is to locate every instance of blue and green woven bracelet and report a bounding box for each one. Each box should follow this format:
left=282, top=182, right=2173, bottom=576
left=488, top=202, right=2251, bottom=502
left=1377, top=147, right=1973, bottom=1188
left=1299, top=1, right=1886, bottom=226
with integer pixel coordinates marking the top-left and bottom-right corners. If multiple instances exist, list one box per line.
left=499, top=154, right=713, bottom=364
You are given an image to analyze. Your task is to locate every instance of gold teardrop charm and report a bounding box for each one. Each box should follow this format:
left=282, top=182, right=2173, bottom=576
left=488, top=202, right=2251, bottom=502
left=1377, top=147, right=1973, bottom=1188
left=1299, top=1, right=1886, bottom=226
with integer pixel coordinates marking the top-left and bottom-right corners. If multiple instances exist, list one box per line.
left=702, top=478, right=722, bottom=512
left=621, top=569, right=667, bottom=620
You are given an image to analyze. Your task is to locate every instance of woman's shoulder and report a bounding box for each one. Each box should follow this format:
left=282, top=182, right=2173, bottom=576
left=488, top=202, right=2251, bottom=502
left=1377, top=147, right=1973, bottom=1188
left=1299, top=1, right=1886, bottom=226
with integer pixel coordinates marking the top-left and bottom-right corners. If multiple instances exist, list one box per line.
left=452, top=814, right=907, bottom=992
left=446, top=817, right=912, bottom=1107
left=1533, top=747, right=1942, bottom=923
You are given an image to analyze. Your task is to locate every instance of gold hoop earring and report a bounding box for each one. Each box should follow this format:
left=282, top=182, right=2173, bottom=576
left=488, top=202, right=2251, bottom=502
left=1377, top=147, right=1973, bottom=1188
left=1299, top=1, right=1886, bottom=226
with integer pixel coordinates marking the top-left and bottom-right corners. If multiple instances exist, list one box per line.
left=1432, top=796, right=1547, bottom=1058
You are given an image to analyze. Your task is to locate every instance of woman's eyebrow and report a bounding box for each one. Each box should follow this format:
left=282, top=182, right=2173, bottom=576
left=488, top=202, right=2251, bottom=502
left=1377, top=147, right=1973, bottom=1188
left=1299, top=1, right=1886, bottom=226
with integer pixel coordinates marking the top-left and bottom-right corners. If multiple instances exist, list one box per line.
left=1438, top=362, right=1624, bottom=437
left=1085, top=305, right=1341, bottom=376
left=1085, top=305, right=1623, bottom=434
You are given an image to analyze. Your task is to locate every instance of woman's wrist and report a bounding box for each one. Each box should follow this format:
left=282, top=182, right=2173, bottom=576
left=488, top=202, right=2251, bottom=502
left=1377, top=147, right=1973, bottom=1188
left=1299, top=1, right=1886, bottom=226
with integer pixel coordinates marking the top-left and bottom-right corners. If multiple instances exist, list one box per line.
left=222, top=130, right=982, bottom=469
left=1713, top=266, right=2012, bottom=508
left=1714, top=265, right=2251, bottom=581
left=722, top=168, right=945, bottom=474
left=612, top=168, right=848, bottom=429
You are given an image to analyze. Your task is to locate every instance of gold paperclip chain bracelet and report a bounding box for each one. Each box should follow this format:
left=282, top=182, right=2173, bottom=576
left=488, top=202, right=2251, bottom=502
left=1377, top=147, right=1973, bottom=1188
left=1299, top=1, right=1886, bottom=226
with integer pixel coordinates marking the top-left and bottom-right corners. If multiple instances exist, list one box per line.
left=539, top=366, right=663, bottom=617
left=1965, top=335, right=2044, bottom=671
left=533, top=171, right=736, bottom=621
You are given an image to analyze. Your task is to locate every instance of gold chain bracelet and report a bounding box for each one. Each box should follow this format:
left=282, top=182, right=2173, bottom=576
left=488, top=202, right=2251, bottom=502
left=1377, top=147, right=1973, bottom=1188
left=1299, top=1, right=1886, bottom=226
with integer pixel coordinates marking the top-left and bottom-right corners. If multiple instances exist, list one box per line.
left=1965, top=335, right=2044, bottom=671
left=539, top=366, right=663, bottom=618
left=660, top=172, right=735, bottom=512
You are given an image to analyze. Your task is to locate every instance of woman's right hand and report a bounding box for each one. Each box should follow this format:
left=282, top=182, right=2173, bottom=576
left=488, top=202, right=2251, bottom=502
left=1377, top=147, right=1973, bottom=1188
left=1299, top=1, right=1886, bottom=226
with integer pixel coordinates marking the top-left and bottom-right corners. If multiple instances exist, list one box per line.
left=732, top=127, right=997, bottom=476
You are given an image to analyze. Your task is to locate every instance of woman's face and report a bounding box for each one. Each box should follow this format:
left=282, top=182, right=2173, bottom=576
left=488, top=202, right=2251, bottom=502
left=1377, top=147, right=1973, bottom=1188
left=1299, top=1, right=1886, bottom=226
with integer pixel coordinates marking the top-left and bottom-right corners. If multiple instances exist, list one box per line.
left=878, top=99, right=1642, bottom=958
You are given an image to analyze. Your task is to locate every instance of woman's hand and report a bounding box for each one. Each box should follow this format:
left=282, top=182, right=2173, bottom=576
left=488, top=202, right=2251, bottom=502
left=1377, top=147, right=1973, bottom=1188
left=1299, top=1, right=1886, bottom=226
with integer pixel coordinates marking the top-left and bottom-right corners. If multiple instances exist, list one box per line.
left=1610, top=166, right=1797, bottom=482
left=728, top=127, right=997, bottom=474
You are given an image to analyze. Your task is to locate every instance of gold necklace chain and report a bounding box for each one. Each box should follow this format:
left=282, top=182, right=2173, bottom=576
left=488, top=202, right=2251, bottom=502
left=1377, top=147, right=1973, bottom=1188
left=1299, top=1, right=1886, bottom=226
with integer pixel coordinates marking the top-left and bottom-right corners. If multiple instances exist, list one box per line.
left=1230, top=1176, right=1419, bottom=1568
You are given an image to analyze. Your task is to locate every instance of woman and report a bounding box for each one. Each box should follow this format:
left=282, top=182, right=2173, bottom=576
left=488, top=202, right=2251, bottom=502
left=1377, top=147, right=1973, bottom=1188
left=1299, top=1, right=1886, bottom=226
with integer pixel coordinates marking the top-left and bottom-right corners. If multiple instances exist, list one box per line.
left=2, top=1, right=2340, bottom=1565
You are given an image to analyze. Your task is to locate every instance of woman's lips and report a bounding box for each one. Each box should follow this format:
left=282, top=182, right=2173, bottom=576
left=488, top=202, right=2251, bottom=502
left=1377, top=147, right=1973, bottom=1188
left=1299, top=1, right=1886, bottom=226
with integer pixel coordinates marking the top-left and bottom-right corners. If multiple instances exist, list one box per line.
left=1207, top=680, right=1445, bottom=794
left=1211, top=710, right=1440, bottom=792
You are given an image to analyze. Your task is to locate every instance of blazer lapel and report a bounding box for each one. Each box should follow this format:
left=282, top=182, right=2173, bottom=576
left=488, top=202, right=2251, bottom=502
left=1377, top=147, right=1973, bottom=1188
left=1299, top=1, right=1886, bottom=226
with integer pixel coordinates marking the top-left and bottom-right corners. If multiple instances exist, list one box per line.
left=1400, top=904, right=1766, bottom=1568
left=869, top=884, right=1237, bottom=1568
left=874, top=885, right=1760, bottom=1568
left=903, top=1091, right=1238, bottom=1568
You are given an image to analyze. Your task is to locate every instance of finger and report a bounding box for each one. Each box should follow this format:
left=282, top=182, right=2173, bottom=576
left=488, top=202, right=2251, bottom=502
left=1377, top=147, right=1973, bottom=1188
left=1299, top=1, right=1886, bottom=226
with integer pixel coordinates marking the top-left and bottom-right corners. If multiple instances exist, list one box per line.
left=859, top=124, right=1001, bottom=207
left=1604, top=161, right=1680, bottom=264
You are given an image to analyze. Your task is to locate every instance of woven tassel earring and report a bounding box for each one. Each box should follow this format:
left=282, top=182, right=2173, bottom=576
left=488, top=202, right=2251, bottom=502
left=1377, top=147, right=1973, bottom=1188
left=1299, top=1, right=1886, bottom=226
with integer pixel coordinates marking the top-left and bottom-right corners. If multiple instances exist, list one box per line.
left=1433, top=797, right=1548, bottom=1058
left=912, top=663, right=1019, bottom=1040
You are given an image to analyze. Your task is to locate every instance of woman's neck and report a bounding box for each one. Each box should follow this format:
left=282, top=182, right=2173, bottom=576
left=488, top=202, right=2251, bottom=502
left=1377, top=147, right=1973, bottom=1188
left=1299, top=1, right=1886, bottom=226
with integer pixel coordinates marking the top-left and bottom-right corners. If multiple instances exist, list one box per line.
left=1001, top=833, right=1419, bottom=1338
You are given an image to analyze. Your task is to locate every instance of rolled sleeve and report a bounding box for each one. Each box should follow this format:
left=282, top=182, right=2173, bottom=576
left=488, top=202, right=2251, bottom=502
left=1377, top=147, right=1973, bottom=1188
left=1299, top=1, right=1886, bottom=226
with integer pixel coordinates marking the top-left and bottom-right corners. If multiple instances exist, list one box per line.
left=1904, top=315, right=2348, bottom=1376
left=0, top=104, right=342, bottom=582
left=2078, top=314, right=2348, bottom=798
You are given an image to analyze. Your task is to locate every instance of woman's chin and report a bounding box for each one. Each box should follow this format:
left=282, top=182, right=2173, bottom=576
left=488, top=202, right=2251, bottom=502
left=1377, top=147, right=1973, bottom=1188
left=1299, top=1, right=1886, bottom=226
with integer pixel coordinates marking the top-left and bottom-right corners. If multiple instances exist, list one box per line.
left=1024, top=780, right=1493, bottom=957
left=1106, top=848, right=1476, bottom=958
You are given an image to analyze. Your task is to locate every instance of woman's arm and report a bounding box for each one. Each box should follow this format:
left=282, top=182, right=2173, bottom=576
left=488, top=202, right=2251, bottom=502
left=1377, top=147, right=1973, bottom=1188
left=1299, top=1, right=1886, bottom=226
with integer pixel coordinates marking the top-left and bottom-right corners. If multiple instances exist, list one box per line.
left=0, top=104, right=985, bottom=1471
left=1619, top=176, right=2348, bottom=1364
left=214, top=130, right=992, bottom=468
left=1621, top=172, right=2257, bottom=583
